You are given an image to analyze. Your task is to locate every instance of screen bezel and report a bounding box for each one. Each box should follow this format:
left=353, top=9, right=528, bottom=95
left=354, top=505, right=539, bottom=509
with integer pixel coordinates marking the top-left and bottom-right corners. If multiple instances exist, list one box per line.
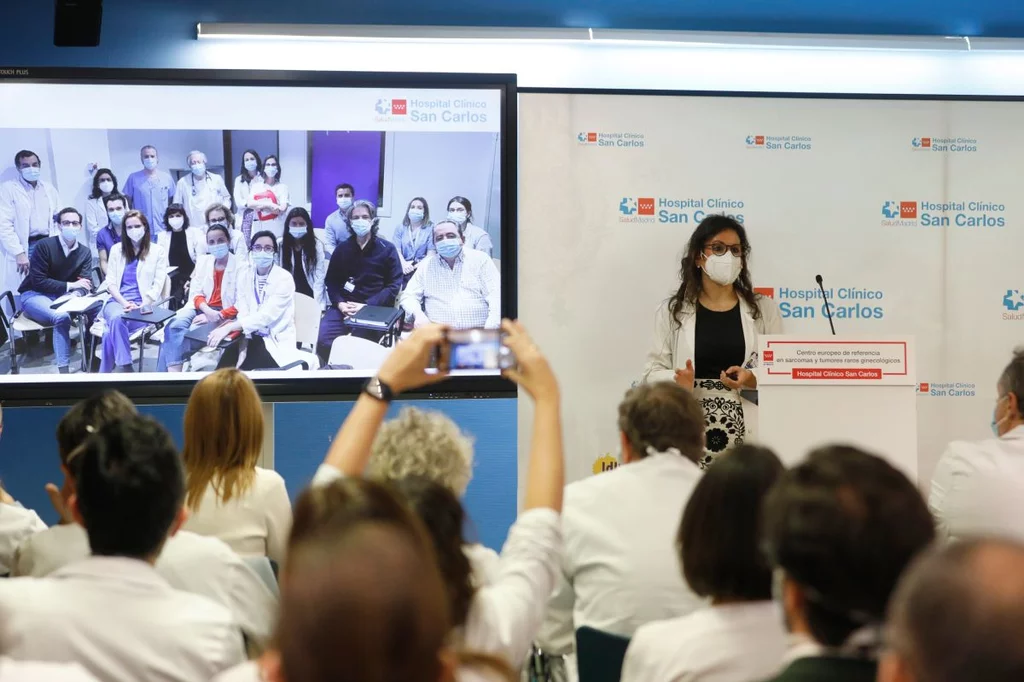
left=0, top=67, right=517, bottom=405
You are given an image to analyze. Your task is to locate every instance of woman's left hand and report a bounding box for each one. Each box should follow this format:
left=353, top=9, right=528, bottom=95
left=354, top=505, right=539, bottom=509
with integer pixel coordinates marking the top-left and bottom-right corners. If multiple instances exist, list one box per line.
left=721, top=366, right=756, bottom=390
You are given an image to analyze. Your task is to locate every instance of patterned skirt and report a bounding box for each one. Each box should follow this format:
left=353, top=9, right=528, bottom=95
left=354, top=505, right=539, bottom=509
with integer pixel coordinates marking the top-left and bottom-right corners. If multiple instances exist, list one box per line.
left=694, top=379, right=745, bottom=468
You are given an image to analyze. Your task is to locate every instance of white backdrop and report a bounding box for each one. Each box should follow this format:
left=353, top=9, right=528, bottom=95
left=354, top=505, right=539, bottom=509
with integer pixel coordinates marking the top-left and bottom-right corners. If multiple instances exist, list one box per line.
left=518, top=92, right=1024, bottom=489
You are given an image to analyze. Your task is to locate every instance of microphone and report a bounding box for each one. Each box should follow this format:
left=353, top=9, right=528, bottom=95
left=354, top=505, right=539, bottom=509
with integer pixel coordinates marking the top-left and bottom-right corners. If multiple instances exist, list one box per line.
left=816, top=274, right=836, bottom=336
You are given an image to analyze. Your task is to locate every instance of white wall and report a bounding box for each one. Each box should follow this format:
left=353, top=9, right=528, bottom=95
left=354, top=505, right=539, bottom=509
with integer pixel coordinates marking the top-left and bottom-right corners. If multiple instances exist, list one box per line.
left=378, top=131, right=499, bottom=243
left=106, top=129, right=226, bottom=182
left=278, top=129, right=309, bottom=210
left=49, top=129, right=111, bottom=215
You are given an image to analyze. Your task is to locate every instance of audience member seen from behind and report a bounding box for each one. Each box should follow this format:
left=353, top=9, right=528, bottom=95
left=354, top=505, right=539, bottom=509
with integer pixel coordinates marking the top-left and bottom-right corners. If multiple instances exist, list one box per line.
left=181, top=369, right=291, bottom=566
left=0, top=404, right=47, bottom=576
left=537, top=382, right=706, bottom=657
left=12, top=390, right=278, bottom=647
left=400, top=220, right=501, bottom=330
left=929, top=348, right=1024, bottom=541
left=311, top=320, right=564, bottom=673
left=760, top=445, right=936, bottom=682
left=878, top=538, right=1024, bottom=682
left=0, top=416, right=245, bottom=682
left=368, top=406, right=499, bottom=586
left=621, top=445, right=786, bottom=682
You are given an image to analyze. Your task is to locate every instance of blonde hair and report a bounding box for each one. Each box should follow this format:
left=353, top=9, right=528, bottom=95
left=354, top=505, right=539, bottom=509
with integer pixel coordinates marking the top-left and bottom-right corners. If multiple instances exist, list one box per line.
left=367, top=407, right=474, bottom=496
left=182, top=369, right=264, bottom=510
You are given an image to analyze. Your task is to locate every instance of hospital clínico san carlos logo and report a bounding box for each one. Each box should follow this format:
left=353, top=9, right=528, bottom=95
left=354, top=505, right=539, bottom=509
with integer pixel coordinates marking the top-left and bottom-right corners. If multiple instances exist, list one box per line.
left=910, top=136, right=979, bottom=153
left=744, top=134, right=812, bottom=151
left=575, top=131, right=646, bottom=148
left=881, top=200, right=1006, bottom=228
left=618, top=196, right=746, bottom=225
left=374, top=98, right=407, bottom=116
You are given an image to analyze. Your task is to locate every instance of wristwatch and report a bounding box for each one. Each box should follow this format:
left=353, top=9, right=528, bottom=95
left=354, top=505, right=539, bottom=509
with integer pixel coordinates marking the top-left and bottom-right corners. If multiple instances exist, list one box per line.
left=363, top=375, right=395, bottom=403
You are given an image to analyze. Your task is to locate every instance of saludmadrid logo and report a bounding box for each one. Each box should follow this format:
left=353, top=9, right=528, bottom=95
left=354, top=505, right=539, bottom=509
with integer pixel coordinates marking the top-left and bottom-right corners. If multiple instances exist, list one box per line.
left=910, top=136, right=979, bottom=153
left=373, top=97, right=489, bottom=123
left=880, top=200, right=1006, bottom=228
left=618, top=196, right=745, bottom=224
left=745, top=134, right=812, bottom=151
left=577, top=131, right=646, bottom=148
left=1003, top=289, right=1024, bottom=321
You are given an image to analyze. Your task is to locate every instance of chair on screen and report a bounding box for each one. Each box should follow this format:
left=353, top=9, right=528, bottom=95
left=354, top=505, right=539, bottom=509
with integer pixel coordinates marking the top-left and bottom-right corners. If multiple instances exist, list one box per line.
left=293, top=293, right=322, bottom=355
left=328, top=335, right=391, bottom=371
left=0, top=290, right=54, bottom=375
left=93, top=274, right=174, bottom=371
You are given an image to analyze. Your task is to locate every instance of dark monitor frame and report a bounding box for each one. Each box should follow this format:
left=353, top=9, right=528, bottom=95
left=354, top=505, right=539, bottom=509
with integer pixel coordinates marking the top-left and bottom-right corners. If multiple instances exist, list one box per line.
left=0, top=67, right=518, bottom=405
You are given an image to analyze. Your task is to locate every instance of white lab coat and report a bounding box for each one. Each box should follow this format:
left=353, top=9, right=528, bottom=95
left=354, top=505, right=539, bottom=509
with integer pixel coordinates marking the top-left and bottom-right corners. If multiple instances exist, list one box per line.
left=84, top=196, right=107, bottom=260
left=13, top=524, right=278, bottom=646
left=0, top=502, right=46, bottom=575
left=173, top=172, right=231, bottom=230
left=0, top=657, right=98, bottom=682
left=0, top=556, right=245, bottom=682
left=234, top=264, right=305, bottom=368
left=103, top=241, right=169, bottom=305
left=537, top=452, right=707, bottom=655
left=232, top=175, right=265, bottom=221
left=621, top=602, right=788, bottom=682
left=0, top=178, right=60, bottom=298
left=929, top=424, right=1024, bottom=542
left=276, top=238, right=328, bottom=307
left=249, top=182, right=289, bottom=240
left=199, top=229, right=249, bottom=257
left=189, top=253, right=244, bottom=310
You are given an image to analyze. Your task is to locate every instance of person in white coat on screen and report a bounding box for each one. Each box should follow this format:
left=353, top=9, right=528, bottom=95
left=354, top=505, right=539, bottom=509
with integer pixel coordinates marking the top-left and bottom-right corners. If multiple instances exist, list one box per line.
left=232, top=149, right=266, bottom=227
left=930, top=348, right=1024, bottom=542
left=621, top=445, right=787, bottom=682
left=174, top=150, right=231, bottom=231
left=248, top=155, right=289, bottom=240
left=210, top=230, right=305, bottom=371
left=643, top=215, right=782, bottom=468
left=537, top=382, right=706, bottom=659
left=84, top=168, right=119, bottom=266
left=0, top=150, right=61, bottom=300
left=0, top=415, right=245, bottom=682
left=277, top=207, right=327, bottom=308
left=202, top=204, right=250, bottom=257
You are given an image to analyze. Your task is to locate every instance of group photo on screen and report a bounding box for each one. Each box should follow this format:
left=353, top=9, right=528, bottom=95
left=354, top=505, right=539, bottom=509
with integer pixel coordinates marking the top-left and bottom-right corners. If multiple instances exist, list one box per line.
left=0, top=126, right=502, bottom=377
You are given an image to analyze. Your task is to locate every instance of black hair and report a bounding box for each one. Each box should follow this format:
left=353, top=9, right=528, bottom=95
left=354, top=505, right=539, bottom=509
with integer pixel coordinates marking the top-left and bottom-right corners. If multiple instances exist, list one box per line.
left=668, top=215, right=760, bottom=326
left=761, top=444, right=935, bottom=647
left=403, top=197, right=431, bottom=227
left=14, top=150, right=39, bottom=167
left=282, top=207, right=319, bottom=274
left=103, top=193, right=128, bottom=212
left=447, top=196, right=474, bottom=224
left=89, top=168, right=118, bottom=200
left=250, top=229, right=279, bottom=253
left=678, top=444, right=783, bottom=601
left=56, top=391, right=137, bottom=467
left=56, top=207, right=83, bottom=225
left=390, top=476, right=475, bottom=628
left=335, top=183, right=355, bottom=196
left=431, top=220, right=464, bottom=243
left=998, top=347, right=1024, bottom=417
left=163, top=202, right=190, bottom=231
left=239, top=148, right=263, bottom=182
left=69, top=415, right=185, bottom=560
left=263, top=154, right=282, bottom=182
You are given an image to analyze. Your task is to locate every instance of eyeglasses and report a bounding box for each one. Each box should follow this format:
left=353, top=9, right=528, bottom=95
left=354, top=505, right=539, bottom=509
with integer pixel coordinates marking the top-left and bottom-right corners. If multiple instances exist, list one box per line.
left=251, top=245, right=276, bottom=253
left=60, top=220, right=82, bottom=228
left=704, top=241, right=746, bottom=257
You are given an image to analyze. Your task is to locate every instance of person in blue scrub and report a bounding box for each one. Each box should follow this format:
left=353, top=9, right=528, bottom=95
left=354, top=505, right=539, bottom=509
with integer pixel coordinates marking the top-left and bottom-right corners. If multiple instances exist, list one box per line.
left=323, top=182, right=354, bottom=258
left=121, top=145, right=175, bottom=243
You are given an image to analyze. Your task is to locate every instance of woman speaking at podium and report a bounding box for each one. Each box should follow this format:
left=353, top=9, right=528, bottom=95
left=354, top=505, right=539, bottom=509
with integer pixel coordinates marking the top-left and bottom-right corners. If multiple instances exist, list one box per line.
left=643, top=215, right=781, bottom=466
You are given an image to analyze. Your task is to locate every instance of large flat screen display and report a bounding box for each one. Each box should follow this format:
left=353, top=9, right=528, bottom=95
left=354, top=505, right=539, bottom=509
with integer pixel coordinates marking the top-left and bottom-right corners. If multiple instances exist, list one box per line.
left=0, top=68, right=515, bottom=402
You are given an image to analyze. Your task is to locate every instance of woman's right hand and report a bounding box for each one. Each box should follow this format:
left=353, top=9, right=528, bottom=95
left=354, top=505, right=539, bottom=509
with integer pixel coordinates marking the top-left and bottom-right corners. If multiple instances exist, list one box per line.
left=674, top=360, right=695, bottom=391
left=502, top=319, right=558, bottom=403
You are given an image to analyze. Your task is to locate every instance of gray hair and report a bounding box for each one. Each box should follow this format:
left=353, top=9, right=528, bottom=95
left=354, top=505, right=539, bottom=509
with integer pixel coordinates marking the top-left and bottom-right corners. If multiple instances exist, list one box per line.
left=887, top=538, right=1024, bottom=682
left=187, top=150, right=208, bottom=165
left=347, top=199, right=378, bottom=221
left=999, top=347, right=1024, bottom=410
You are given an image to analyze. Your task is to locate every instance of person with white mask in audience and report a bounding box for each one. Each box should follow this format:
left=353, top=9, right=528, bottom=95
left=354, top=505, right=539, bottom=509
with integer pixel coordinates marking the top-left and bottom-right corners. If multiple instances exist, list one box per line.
left=0, top=415, right=246, bottom=682
left=323, top=182, right=354, bottom=258
left=173, top=150, right=231, bottom=231
left=621, top=445, right=787, bottom=682
left=0, top=149, right=61, bottom=297
left=13, top=391, right=278, bottom=647
left=930, top=348, right=1024, bottom=542
left=878, top=537, right=1024, bottom=682
left=84, top=168, right=118, bottom=265
left=445, top=196, right=493, bottom=256
left=760, top=445, right=935, bottom=682
left=366, top=405, right=500, bottom=586
left=122, top=145, right=175, bottom=240
left=0, top=405, right=47, bottom=576
left=537, top=382, right=706, bottom=661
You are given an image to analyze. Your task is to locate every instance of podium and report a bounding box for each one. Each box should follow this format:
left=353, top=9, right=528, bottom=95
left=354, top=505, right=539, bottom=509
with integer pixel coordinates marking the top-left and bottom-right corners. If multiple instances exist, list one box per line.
left=754, top=336, right=918, bottom=480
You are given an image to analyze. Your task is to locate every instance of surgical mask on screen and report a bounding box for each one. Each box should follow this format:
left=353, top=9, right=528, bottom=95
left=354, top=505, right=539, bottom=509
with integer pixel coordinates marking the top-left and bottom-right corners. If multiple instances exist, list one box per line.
left=351, top=219, right=372, bottom=237
left=126, top=227, right=145, bottom=243
left=436, top=238, right=462, bottom=259
left=62, top=226, right=81, bottom=244
left=264, top=166, right=278, bottom=178
left=108, top=210, right=124, bottom=226
left=337, top=196, right=353, bottom=211
left=702, top=252, right=743, bottom=286
left=252, top=251, right=274, bottom=269
left=447, top=210, right=467, bottom=225
left=190, top=162, right=206, bottom=177
left=20, top=167, right=41, bottom=183
left=407, top=208, right=425, bottom=222
left=168, top=216, right=185, bottom=231
left=244, top=159, right=258, bottom=173
left=289, top=226, right=308, bottom=239
left=99, top=180, right=114, bottom=194
left=209, top=243, right=230, bottom=259
left=142, top=158, right=157, bottom=170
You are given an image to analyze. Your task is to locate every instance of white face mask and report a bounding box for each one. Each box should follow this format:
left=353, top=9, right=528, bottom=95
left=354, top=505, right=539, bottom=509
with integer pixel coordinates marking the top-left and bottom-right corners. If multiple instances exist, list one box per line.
left=98, top=180, right=114, bottom=194
left=126, top=227, right=146, bottom=243
left=168, top=216, right=185, bottom=231
left=702, top=252, right=743, bottom=286
left=337, top=196, right=353, bottom=211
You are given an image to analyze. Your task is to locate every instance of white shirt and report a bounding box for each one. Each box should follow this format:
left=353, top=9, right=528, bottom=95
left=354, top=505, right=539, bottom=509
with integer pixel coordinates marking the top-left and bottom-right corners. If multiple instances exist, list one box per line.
left=465, top=542, right=501, bottom=587
left=0, top=657, right=98, bottom=682
left=183, top=467, right=292, bottom=566
left=400, top=250, right=500, bottom=329
left=538, top=453, right=707, bottom=655
left=621, top=601, right=788, bottom=682
left=929, top=424, right=1024, bottom=541
left=249, top=182, right=289, bottom=240
left=0, top=502, right=46, bottom=575
left=173, top=172, right=231, bottom=230
left=0, top=556, right=245, bottom=682
left=13, top=524, right=278, bottom=645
